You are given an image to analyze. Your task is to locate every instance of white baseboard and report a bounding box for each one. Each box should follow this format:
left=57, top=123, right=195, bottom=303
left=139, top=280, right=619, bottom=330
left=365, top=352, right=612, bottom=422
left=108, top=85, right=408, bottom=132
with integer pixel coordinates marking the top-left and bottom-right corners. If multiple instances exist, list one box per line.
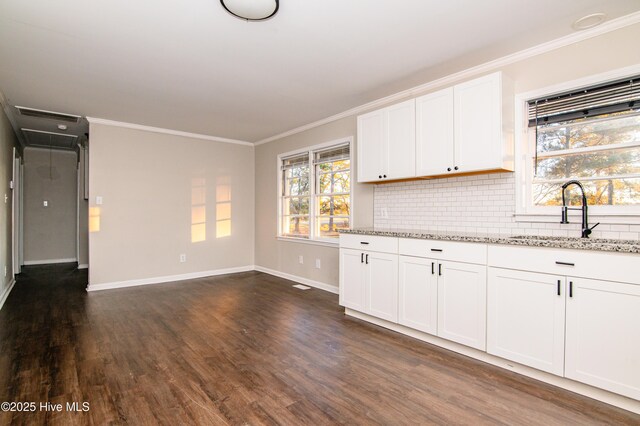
left=87, top=265, right=255, bottom=292
left=0, top=278, right=16, bottom=311
left=77, top=264, right=88, bottom=269
left=24, top=258, right=77, bottom=265
left=345, top=308, right=640, bottom=415
left=254, top=265, right=339, bottom=294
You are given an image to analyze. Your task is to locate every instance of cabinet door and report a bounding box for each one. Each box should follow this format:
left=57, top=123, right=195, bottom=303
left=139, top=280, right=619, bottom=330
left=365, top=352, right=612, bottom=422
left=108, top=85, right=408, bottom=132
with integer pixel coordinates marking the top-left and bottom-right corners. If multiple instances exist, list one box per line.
left=437, top=261, right=487, bottom=350
left=385, top=99, right=416, bottom=180
left=487, top=268, right=566, bottom=375
left=399, top=256, right=438, bottom=334
left=339, top=249, right=366, bottom=312
left=366, top=251, right=399, bottom=323
left=357, top=109, right=386, bottom=182
left=416, top=88, right=454, bottom=176
left=565, top=277, right=640, bottom=400
left=454, top=73, right=501, bottom=173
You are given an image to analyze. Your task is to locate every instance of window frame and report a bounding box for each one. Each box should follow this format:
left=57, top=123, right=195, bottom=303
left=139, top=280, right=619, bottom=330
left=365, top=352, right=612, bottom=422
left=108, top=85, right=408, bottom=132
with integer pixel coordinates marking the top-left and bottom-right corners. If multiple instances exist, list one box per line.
left=276, top=137, right=353, bottom=245
left=515, top=65, right=640, bottom=220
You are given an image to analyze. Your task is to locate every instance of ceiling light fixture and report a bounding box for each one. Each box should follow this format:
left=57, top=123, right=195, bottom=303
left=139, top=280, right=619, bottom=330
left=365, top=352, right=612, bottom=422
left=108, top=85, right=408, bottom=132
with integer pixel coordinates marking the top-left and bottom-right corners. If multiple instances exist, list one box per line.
left=572, top=13, right=606, bottom=31
left=220, top=0, right=279, bottom=21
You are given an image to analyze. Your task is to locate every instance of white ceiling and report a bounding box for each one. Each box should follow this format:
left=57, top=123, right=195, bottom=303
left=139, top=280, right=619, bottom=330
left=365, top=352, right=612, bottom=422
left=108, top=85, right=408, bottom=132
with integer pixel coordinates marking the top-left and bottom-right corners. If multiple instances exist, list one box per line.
left=1, top=0, right=639, bottom=143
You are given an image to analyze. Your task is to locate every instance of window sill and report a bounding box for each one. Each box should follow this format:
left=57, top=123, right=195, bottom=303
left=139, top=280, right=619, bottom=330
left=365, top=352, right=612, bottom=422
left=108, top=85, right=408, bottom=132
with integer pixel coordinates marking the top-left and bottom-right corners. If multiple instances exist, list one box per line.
left=514, top=213, right=640, bottom=225
left=276, top=236, right=339, bottom=248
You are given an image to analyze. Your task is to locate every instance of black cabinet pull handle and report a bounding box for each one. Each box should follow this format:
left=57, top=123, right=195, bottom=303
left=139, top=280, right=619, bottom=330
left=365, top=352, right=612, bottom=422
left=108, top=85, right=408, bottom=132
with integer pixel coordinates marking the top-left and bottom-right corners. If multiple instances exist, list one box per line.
left=431, top=262, right=435, bottom=275
left=447, top=167, right=451, bottom=172
left=555, top=261, right=575, bottom=266
left=383, top=174, right=387, bottom=178
left=430, top=248, right=443, bottom=252
left=438, top=263, right=442, bottom=276
left=360, top=242, right=369, bottom=245
left=454, top=166, right=459, bottom=170
left=361, top=253, right=364, bottom=263
left=365, top=254, right=369, bottom=264
left=378, top=175, right=382, bottom=179
left=557, top=280, right=561, bottom=296
left=569, top=281, right=573, bottom=298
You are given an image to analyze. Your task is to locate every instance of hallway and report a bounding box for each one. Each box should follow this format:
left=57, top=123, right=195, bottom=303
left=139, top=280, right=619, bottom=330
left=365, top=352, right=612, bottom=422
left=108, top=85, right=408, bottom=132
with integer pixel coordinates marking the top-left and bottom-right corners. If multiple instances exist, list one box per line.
left=0, top=265, right=637, bottom=425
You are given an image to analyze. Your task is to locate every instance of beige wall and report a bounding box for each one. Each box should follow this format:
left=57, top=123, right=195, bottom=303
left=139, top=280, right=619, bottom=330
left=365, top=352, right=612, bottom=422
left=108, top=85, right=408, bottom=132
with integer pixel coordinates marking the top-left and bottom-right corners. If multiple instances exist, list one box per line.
left=0, top=109, right=17, bottom=299
left=78, top=146, right=88, bottom=267
left=255, top=116, right=374, bottom=288
left=254, top=23, right=640, bottom=289
left=23, top=148, right=77, bottom=263
left=88, top=123, right=254, bottom=286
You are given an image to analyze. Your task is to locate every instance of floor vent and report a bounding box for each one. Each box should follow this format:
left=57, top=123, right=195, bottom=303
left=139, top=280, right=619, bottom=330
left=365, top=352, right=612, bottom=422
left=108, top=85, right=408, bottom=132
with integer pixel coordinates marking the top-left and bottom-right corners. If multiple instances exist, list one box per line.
left=16, top=106, right=81, bottom=123
left=292, top=284, right=311, bottom=290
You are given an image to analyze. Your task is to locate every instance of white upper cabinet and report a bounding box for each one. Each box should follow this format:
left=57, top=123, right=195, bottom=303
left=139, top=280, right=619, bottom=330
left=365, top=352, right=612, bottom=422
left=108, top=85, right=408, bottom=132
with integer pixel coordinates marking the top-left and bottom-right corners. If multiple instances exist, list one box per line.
left=416, top=72, right=514, bottom=177
left=357, top=99, right=415, bottom=183
left=416, top=87, right=454, bottom=176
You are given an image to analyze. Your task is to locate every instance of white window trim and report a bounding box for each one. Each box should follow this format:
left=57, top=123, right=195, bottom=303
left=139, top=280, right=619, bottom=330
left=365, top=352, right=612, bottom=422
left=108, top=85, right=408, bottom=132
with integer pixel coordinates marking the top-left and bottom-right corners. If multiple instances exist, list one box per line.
left=276, top=137, right=354, bottom=245
left=514, top=64, right=640, bottom=222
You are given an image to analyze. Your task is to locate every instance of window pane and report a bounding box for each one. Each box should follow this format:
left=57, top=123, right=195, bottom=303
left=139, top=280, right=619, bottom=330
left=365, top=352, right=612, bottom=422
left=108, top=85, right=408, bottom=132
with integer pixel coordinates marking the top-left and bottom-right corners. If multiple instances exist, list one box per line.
left=537, top=113, right=640, bottom=153
left=283, top=197, right=309, bottom=215
left=317, top=216, right=350, bottom=238
left=281, top=216, right=309, bottom=238
left=533, top=178, right=640, bottom=206
left=283, top=166, right=309, bottom=196
left=535, top=146, right=640, bottom=179
left=331, top=159, right=350, bottom=171
left=319, top=172, right=350, bottom=194
left=318, top=195, right=350, bottom=216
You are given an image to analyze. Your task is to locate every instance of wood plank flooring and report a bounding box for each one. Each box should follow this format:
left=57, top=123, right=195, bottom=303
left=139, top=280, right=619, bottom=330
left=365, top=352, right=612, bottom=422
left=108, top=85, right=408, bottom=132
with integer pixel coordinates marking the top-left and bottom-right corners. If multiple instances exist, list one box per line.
left=0, top=264, right=638, bottom=425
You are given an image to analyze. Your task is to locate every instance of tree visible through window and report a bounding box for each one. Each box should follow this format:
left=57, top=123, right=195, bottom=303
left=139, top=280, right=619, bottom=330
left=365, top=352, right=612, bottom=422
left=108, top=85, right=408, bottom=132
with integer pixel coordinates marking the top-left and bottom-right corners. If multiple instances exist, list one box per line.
left=279, top=142, right=351, bottom=241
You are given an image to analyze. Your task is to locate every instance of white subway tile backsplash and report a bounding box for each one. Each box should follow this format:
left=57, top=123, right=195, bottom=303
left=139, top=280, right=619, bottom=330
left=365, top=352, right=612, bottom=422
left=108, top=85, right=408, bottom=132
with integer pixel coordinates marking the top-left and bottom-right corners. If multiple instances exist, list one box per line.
left=373, top=172, right=640, bottom=240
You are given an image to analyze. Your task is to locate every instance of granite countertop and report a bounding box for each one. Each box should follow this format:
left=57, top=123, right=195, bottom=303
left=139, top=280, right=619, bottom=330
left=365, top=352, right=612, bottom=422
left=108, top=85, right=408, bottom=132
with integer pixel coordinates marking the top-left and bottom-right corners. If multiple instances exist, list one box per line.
left=339, top=228, right=640, bottom=254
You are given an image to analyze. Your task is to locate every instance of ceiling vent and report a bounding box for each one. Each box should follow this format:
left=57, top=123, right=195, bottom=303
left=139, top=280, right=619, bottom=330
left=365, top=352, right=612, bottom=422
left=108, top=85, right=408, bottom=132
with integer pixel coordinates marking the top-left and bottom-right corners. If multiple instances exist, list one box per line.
left=21, top=129, right=78, bottom=150
left=15, top=106, right=81, bottom=123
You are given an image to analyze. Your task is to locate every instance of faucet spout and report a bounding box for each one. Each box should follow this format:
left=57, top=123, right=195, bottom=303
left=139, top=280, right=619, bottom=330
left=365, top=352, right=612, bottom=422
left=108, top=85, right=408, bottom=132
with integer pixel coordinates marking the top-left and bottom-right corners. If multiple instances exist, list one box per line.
left=560, top=180, right=598, bottom=238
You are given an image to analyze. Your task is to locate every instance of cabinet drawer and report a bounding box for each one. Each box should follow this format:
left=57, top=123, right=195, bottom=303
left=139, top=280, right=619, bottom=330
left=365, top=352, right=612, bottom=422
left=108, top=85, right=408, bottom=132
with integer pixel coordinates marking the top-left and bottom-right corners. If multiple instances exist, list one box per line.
left=399, top=238, right=486, bottom=264
left=340, top=234, right=398, bottom=253
left=488, top=244, right=640, bottom=285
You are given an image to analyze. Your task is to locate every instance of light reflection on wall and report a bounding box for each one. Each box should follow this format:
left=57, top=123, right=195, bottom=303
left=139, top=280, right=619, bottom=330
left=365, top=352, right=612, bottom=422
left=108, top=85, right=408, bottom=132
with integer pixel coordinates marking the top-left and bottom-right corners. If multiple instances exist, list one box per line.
left=89, top=207, right=101, bottom=232
left=216, top=176, right=231, bottom=238
left=191, top=178, right=207, bottom=243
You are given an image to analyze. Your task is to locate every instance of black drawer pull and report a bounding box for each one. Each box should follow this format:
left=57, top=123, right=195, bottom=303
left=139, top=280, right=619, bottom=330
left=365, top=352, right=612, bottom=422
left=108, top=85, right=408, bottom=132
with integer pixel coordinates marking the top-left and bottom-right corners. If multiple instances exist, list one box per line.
left=360, top=242, right=370, bottom=245
left=569, top=281, right=573, bottom=298
left=555, top=261, right=575, bottom=266
left=431, top=249, right=443, bottom=252
left=557, top=280, right=561, bottom=296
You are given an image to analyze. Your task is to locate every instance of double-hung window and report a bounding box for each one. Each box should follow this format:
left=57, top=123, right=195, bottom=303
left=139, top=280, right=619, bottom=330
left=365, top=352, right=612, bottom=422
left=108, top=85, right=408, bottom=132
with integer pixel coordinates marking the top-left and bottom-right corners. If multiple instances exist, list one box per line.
left=279, top=140, right=351, bottom=242
left=523, top=75, right=640, bottom=214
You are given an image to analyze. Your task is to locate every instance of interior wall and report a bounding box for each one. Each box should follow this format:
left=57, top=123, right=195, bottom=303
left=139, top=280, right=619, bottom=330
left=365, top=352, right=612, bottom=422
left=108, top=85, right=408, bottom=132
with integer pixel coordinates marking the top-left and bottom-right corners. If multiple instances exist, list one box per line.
left=254, top=116, right=374, bottom=289
left=0, top=108, right=17, bottom=304
left=23, top=148, right=77, bottom=264
left=254, top=23, right=640, bottom=289
left=88, top=123, right=255, bottom=287
left=77, top=145, right=88, bottom=267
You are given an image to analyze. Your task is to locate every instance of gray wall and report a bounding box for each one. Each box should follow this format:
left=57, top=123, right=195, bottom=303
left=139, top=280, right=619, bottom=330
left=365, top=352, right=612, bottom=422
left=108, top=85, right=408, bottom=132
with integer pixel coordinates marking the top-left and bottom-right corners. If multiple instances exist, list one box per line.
left=0, top=108, right=17, bottom=302
left=88, top=123, right=255, bottom=286
left=23, top=148, right=78, bottom=263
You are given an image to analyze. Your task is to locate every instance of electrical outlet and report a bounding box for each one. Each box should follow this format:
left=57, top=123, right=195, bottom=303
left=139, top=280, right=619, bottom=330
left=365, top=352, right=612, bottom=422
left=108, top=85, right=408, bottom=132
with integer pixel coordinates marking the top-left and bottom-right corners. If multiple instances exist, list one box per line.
left=179, top=254, right=186, bottom=263
left=298, top=255, right=304, bottom=264
left=315, top=259, right=321, bottom=269
left=43, top=200, right=48, bottom=207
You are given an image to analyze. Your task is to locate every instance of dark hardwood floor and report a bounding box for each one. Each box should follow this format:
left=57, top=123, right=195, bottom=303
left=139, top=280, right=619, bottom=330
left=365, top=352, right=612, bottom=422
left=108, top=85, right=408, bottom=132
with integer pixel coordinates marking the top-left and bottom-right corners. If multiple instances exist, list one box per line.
left=0, top=264, right=638, bottom=425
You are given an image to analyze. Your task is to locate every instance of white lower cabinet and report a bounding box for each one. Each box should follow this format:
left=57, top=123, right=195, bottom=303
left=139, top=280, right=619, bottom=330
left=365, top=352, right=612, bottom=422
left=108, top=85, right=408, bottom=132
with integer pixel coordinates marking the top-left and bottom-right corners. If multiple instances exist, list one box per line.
left=339, top=248, right=398, bottom=323
left=487, top=268, right=566, bottom=375
left=565, top=277, right=640, bottom=400
left=437, top=261, right=487, bottom=350
left=398, top=256, right=438, bottom=334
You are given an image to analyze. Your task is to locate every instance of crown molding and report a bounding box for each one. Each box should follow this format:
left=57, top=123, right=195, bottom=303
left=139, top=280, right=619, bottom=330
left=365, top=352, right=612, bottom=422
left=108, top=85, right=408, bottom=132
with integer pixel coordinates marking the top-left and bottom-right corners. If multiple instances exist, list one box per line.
left=255, top=11, right=640, bottom=146
left=86, top=117, right=254, bottom=147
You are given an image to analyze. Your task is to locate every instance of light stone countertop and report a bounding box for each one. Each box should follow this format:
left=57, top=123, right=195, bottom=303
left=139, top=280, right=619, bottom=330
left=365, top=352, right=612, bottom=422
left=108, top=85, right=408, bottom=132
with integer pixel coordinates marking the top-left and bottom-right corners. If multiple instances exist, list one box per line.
left=339, top=228, right=640, bottom=254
